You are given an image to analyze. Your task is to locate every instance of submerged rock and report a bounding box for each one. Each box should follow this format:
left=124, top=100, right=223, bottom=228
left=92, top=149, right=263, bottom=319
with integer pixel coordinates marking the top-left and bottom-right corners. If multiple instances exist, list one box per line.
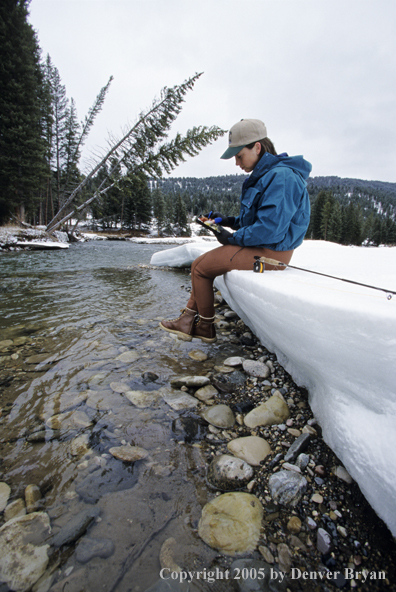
left=0, top=482, right=11, bottom=512
left=25, top=484, right=42, bottom=513
left=109, top=445, right=149, bottom=462
left=188, top=350, right=208, bottom=362
left=125, top=390, right=161, bottom=408
left=198, top=492, right=263, bottom=555
left=76, top=536, right=115, bottom=564
left=194, top=384, right=218, bottom=402
left=170, top=375, right=210, bottom=389
left=201, top=404, right=235, bottom=429
left=45, top=410, right=92, bottom=431
left=207, top=454, right=254, bottom=491
left=160, top=387, right=199, bottom=410
left=51, top=506, right=100, bottom=548
left=0, top=512, right=51, bottom=592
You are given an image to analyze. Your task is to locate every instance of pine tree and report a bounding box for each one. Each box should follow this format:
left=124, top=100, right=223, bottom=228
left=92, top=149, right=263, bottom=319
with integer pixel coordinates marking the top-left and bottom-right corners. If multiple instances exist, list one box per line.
left=152, top=188, right=165, bottom=236
left=46, top=73, right=225, bottom=232
left=327, top=200, right=343, bottom=243
left=173, top=192, right=190, bottom=235
left=0, top=0, right=47, bottom=223
left=309, top=190, right=331, bottom=239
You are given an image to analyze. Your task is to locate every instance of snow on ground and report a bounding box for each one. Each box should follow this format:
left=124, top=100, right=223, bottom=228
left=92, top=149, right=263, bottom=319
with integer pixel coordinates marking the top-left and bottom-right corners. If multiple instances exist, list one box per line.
left=150, top=240, right=396, bottom=537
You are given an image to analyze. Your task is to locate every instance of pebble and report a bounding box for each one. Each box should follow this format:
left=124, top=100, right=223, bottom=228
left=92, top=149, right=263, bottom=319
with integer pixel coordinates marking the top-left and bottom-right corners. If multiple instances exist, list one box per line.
left=287, top=515, right=302, bottom=534
left=201, top=404, right=235, bottom=429
left=198, top=492, right=263, bottom=555
left=259, top=545, right=275, bottom=563
left=317, top=527, right=332, bottom=554
left=282, top=462, right=301, bottom=473
left=277, top=542, right=293, bottom=573
left=109, top=381, right=130, bottom=393
left=311, top=493, right=324, bottom=504
left=227, top=435, right=271, bottom=466
left=334, top=465, right=353, bottom=483
left=283, top=433, right=311, bottom=463
left=116, top=351, right=140, bottom=363
left=160, top=388, right=199, bottom=410
left=295, top=453, right=310, bottom=470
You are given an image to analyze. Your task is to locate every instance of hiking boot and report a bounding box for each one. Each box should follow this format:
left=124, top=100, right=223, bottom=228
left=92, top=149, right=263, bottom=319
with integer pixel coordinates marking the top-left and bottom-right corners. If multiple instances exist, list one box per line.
left=193, top=315, right=217, bottom=343
left=159, top=307, right=197, bottom=341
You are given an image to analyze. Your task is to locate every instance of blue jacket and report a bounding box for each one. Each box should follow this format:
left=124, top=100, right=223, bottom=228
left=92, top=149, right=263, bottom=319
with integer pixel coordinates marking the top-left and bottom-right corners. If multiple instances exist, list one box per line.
left=228, top=152, right=312, bottom=251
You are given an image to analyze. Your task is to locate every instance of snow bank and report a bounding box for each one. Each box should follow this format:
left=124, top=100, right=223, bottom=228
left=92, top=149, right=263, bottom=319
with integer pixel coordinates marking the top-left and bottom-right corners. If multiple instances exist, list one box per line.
left=150, top=240, right=396, bottom=536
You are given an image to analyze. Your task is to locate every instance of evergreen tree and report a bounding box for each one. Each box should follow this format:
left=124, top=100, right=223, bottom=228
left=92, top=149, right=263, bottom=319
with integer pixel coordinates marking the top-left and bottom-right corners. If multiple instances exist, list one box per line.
left=123, top=171, right=151, bottom=229
left=327, top=201, right=343, bottom=243
left=152, top=188, right=165, bottom=236
left=320, top=194, right=335, bottom=241
left=0, top=0, right=47, bottom=223
left=173, top=193, right=190, bottom=236
left=309, top=190, right=331, bottom=239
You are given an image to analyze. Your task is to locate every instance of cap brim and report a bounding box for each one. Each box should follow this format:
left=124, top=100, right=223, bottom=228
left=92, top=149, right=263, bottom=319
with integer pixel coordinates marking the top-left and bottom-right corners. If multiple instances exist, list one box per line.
left=220, top=145, right=246, bottom=159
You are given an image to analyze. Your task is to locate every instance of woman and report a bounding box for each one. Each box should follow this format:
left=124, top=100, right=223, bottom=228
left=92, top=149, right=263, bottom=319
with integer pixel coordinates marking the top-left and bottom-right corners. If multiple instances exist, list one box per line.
left=160, top=118, right=312, bottom=343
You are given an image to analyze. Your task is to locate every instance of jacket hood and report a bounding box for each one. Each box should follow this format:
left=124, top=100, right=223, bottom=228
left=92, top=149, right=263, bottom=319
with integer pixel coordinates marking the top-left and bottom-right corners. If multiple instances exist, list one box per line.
left=248, top=152, right=312, bottom=186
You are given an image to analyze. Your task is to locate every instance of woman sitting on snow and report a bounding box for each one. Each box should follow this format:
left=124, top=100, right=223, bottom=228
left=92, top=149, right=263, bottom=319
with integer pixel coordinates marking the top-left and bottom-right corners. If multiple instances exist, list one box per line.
left=160, top=118, right=312, bottom=343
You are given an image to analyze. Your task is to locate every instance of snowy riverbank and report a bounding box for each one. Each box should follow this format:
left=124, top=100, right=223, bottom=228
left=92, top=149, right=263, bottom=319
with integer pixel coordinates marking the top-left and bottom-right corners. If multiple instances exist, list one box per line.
left=150, top=240, right=396, bottom=538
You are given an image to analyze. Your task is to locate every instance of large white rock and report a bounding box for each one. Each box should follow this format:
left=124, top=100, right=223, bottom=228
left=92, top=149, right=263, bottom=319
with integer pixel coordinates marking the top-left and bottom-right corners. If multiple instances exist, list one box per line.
left=0, top=512, right=51, bottom=592
left=227, top=435, right=272, bottom=466
left=198, top=492, right=263, bottom=556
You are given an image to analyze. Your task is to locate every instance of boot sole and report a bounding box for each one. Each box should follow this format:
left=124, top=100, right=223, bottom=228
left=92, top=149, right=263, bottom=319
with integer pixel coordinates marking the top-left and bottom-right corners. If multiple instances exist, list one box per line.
left=193, top=335, right=217, bottom=343
left=159, top=322, right=192, bottom=342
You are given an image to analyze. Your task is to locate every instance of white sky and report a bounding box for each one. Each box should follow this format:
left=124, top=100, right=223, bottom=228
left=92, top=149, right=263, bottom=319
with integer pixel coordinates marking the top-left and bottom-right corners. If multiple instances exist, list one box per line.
left=28, top=0, right=396, bottom=183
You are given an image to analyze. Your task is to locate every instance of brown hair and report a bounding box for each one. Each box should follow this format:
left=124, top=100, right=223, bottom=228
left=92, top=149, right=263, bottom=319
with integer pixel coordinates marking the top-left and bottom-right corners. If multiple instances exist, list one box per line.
left=246, top=137, right=277, bottom=157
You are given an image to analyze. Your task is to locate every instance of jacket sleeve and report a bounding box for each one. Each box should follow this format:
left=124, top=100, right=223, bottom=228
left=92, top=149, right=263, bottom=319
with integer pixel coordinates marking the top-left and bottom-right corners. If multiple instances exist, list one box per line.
left=228, top=169, right=302, bottom=248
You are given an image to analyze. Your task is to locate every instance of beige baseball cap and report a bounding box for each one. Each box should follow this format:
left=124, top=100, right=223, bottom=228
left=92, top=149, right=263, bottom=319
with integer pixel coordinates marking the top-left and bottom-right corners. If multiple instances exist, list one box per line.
left=220, top=119, right=268, bottom=159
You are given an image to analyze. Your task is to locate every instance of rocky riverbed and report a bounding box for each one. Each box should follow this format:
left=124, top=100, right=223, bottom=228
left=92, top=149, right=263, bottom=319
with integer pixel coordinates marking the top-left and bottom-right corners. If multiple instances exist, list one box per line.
left=1, top=285, right=396, bottom=591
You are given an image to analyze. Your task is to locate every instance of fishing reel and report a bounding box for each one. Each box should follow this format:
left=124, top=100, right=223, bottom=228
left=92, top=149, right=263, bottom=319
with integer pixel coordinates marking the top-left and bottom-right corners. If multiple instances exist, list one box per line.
left=253, top=256, right=265, bottom=273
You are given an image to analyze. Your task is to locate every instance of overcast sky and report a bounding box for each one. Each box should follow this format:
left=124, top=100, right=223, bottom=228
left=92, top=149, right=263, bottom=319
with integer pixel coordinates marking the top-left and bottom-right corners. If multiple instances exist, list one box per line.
left=28, top=0, right=396, bottom=183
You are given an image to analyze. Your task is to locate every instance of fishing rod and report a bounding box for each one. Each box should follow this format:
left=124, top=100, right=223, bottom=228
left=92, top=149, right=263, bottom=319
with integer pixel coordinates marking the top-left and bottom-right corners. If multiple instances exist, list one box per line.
left=253, top=256, right=395, bottom=300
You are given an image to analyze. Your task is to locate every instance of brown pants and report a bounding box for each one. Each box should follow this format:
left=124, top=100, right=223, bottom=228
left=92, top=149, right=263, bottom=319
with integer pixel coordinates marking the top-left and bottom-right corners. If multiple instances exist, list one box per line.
left=186, top=245, right=293, bottom=318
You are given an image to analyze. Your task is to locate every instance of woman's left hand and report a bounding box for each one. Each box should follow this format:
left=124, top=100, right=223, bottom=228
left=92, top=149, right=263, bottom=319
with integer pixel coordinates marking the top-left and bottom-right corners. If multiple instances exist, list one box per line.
left=216, top=226, right=232, bottom=245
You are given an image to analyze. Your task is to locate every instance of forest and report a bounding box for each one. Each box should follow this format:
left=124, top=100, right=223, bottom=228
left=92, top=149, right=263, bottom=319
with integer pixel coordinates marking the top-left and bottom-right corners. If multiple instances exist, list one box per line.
left=1, top=1, right=395, bottom=247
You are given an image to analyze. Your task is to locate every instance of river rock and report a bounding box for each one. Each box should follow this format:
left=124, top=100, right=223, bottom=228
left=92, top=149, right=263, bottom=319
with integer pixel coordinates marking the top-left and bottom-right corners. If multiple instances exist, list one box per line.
left=69, top=434, right=91, bottom=457
left=223, top=356, right=244, bottom=367
left=214, top=365, right=235, bottom=374
left=170, top=375, right=210, bottom=389
left=25, top=484, right=42, bottom=513
left=4, top=498, right=26, bottom=521
left=188, top=349, right=208, bottom=362
left=159, top=537, right=181, bottom=573
left=242, top=359, right=270, bottom=379
left=116, top=350, right=140, bottom=363
left=0, top=339, right=13, bottom=348
left=109, top=445, right=149, bottom=462
left=227, top=435, right=271, bottom=466
left=284, top=433, right=311, bottom=462
left=317, top=527, right=332, bottom=554
left=194, top=384, right=218, bottom=402
left=287, top=516, right=302, bottom=534
left=334, top=465, right=353, bottom=484
left=110, top=381, right=130, bottom=393
left=223, top=310, right=238, bottom=319
left=0, top=482, right=11, bottom=512
left=244, top=391, right=290, bottom=428
left=198, top=492, right=263, bottom=555
left=207, top=454, right=254, bottom=490
left=201, top=404, right=235, bottom=428
left=51, top=506, right=100, bottom=548
left=45, top=410, right=92, bottom=431
left=85, top=391, right=124, bottom=411
left=277, top=543, right=293, bottom=574
left=0, top=511, right=51, bottom=592
left=268, top=470, right=308, bottom=507
left=125, top=390, right=161, bottom=408
left=160, top=388, right=199, bottom=410
left=76, top=536, right=115, bottom=564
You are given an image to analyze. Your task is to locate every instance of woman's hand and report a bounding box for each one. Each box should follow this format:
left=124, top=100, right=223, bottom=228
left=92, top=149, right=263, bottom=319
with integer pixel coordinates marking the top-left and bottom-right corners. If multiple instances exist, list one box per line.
left=215, top=226, right=232, bottom=245
left=207, top=211, right=235, bottom=227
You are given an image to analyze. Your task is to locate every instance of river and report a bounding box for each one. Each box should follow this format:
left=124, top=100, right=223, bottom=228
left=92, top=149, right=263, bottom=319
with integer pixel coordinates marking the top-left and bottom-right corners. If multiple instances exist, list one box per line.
left=0, top=241, right=247, bottom=592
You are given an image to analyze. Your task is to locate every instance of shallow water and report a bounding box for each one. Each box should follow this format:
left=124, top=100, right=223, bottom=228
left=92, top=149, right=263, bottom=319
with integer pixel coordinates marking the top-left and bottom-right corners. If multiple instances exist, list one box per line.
left=0, top=241, right=246, bottom=591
